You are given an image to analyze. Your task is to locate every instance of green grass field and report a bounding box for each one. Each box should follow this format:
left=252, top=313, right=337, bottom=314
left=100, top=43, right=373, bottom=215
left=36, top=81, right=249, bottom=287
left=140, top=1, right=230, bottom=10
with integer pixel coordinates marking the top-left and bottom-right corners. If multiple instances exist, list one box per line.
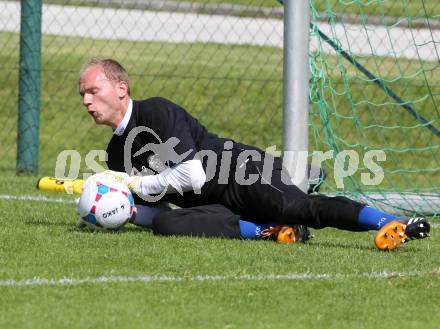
left=0, top=175, right=439, bottom=328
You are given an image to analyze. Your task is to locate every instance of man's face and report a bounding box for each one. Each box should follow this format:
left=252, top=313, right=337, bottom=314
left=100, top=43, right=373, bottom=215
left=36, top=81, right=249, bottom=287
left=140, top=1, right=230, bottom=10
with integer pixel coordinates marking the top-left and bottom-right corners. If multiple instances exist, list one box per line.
left=79, top=66, right=124, bottom=128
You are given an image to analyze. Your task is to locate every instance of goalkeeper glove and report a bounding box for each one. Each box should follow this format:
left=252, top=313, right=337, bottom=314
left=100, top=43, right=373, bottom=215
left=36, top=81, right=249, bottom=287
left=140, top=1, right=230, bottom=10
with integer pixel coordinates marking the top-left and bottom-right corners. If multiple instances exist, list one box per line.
left=97, top=170, right=142, bottom=192
left=99, top=170, right=131, bottom=185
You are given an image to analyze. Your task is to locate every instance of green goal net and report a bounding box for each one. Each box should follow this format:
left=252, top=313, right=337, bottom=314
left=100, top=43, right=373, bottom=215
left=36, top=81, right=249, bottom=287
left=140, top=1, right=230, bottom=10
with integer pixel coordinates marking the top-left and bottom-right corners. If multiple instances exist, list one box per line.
left=308, top=0, right=440, bottom=216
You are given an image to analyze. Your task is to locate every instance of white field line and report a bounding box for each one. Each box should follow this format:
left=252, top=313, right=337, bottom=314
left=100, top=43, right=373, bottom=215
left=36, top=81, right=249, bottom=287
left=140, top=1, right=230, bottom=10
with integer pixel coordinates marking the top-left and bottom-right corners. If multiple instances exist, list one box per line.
left=0, top=194, right=76, bottom=204
left=1, top=1, right=439, bottom=61
left=1, top=268, right=439, bottom=287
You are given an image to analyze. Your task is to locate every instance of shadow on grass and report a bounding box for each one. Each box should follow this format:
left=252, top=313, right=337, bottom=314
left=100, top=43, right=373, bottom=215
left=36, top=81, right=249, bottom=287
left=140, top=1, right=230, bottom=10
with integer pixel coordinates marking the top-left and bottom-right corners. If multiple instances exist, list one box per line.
left=69, top=224, right=152, bottom=234
left=308, top=239, right=380, bottom=252
left=24, top=218, right=71, bottom=227
left=308, top=239, right=423, bottom=253
left=23, top=216, right=155, bottom=234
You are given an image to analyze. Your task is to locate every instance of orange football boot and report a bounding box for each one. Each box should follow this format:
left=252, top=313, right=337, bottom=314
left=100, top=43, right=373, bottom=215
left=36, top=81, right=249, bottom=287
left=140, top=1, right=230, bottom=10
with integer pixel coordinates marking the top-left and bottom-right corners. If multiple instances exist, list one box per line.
left=374, top=218, right=430, bottom=251
left=260, top=225, right=311, bottom=244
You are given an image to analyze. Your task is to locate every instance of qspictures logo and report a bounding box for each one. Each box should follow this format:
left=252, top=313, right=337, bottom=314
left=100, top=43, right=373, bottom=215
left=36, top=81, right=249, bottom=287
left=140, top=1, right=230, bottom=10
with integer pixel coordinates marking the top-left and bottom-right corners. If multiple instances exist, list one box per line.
left=54, top=126, right=387, bottom=201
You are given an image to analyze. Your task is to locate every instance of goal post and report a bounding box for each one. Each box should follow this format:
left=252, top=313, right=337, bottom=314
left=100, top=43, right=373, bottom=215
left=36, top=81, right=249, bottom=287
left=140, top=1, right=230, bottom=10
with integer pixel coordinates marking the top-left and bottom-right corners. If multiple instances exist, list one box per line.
left=281, top=0, right=440, bottom=217
left=16, top=0, right=42, bottom=175
left=282, top=0, right=310, bottom=192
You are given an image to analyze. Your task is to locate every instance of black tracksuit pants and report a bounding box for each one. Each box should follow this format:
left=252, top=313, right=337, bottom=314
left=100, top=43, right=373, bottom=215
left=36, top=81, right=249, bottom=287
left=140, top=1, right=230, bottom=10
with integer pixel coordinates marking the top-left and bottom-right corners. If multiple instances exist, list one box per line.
left=152, top=158, right=365, bottom=238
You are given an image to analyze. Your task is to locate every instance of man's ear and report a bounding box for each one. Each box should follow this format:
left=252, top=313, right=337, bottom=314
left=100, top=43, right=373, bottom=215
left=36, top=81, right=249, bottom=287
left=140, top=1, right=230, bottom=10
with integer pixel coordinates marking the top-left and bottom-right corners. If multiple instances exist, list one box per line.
left=117, top=80, right=129, bottom=98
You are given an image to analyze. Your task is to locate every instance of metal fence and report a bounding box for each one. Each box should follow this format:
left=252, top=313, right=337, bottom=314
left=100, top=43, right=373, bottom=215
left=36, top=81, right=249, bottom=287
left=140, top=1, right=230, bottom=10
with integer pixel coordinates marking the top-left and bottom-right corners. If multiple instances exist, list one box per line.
left=1, top=0, right=285, bottom=175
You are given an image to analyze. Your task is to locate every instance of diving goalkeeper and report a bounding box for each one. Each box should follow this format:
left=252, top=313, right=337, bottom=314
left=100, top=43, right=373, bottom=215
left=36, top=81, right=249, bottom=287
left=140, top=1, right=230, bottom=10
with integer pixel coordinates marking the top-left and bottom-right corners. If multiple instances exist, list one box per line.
left=78, top=58, right=430, bottom=250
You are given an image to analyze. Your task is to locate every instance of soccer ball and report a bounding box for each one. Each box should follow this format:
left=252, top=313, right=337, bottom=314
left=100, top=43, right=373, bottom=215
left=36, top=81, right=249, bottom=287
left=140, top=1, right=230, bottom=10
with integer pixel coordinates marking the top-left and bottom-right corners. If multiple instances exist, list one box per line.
left=77, top=176, right=135, bottom=230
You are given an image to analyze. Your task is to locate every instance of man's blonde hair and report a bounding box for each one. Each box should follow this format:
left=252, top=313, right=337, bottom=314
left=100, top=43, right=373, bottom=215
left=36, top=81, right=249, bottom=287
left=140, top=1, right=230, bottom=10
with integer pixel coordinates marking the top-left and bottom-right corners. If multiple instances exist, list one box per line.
left=80, top=58, right=131, bottom=95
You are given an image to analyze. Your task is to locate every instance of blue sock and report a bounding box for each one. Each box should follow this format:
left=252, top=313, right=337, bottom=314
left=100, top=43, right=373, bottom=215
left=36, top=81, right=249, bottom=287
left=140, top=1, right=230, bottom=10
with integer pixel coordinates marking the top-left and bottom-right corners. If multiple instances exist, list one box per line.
left=239, top=219, right=277, bottom=239
left=358, top=206, right=401, bottom=230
